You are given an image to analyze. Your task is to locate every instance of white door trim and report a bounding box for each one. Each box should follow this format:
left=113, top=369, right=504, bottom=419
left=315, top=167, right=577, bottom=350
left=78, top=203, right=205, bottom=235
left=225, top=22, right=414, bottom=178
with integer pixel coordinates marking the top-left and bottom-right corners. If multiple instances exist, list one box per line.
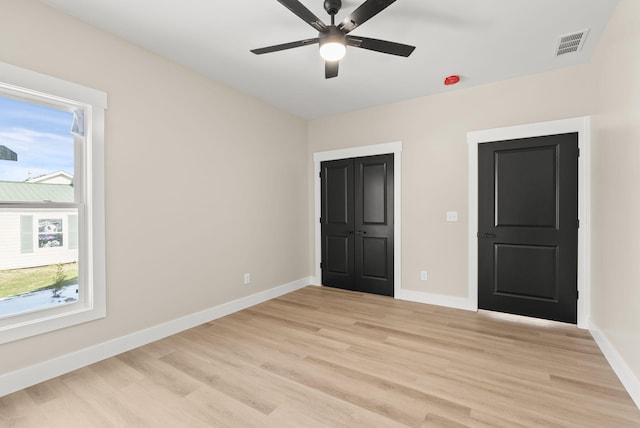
left=312, top=142, right=402, bottom=296
left=467, top=117, right=591, bottom=328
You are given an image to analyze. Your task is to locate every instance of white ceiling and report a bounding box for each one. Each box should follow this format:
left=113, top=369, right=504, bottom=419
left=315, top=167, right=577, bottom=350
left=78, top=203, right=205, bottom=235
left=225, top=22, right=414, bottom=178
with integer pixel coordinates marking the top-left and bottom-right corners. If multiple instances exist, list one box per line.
left=40, top=0, right=619, bottom=119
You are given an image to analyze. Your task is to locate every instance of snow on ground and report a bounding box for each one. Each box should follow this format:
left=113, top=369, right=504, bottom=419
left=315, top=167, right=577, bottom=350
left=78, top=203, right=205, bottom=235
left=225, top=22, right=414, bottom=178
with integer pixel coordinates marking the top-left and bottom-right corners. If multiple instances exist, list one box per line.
left=0, top=283, right=78, bottom=317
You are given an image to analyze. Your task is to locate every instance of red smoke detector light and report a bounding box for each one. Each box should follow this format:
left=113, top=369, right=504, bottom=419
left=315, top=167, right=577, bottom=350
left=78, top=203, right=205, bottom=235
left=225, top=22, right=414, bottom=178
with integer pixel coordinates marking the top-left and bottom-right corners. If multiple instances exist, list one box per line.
left=444, top=75, right=460, bottom=86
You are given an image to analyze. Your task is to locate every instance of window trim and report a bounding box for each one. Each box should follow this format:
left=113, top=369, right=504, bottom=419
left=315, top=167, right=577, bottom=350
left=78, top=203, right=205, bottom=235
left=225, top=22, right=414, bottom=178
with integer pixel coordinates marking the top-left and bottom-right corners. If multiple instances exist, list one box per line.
left=0, top=61, right=107, bottom=343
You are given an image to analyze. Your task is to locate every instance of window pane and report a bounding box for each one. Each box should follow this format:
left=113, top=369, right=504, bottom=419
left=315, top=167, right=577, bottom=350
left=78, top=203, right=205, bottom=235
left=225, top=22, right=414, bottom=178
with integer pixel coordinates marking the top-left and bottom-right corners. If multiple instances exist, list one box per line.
left=0, top=95, right=79, bottom=317
left=0, top=208, right=79, bottom=317
left=0, top=96, right=75, bottom=202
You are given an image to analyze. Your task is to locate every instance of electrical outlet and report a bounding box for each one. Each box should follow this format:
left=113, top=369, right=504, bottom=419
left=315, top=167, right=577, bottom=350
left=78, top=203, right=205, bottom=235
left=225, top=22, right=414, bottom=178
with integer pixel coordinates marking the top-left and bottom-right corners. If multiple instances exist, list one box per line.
left=446, top=211, right=458, bottom=222
left=243, top=273, right=251, bottom=284
left=420, top=271, right=428, bottom=281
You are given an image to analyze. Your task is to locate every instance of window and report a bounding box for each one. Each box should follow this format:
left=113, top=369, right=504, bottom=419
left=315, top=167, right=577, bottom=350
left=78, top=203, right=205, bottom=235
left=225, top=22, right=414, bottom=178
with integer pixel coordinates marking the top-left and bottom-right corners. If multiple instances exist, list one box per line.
left=38, top=218, right=65, bottom=248
left=0, top=61, right=106, bottom=343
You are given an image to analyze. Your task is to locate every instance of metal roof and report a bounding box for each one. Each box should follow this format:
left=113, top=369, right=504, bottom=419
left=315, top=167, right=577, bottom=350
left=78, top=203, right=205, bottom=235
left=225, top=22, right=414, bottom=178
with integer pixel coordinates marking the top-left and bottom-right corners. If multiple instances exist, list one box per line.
left=0, top=181, right=74, bottom=202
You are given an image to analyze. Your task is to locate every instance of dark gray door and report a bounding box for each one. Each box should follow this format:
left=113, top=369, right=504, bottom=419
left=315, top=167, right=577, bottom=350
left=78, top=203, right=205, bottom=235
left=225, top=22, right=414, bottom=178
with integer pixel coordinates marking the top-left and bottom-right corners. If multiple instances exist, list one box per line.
left=321, top=154, right=394, bottom=296
left=478, top=133, right=578, bottom=323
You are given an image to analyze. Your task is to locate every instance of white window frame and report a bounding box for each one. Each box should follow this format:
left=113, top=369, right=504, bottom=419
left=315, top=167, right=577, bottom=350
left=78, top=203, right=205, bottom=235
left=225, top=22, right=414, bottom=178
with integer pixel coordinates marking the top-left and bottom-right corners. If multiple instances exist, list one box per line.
left=0, top=61, right=107, bottom=344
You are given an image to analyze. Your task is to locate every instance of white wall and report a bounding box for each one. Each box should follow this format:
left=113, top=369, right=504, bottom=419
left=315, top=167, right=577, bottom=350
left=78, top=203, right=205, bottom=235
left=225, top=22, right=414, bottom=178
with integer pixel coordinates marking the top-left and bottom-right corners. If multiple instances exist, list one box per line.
left=590, top=0, right=640, bottom=387
left=0, top=0, right=309, bottom=375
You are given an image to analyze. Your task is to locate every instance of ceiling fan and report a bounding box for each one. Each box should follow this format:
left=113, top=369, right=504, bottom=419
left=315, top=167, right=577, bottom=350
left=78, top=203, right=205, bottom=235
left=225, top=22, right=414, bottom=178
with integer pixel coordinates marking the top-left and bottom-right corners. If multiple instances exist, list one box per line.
left=251, top=0, right=416, bottom=79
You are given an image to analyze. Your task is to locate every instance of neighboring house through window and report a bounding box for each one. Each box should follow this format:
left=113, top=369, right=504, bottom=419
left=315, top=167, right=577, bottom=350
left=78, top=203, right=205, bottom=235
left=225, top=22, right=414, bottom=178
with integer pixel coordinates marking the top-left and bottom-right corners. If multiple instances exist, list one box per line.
left=0, top=62, right=107, bottom=343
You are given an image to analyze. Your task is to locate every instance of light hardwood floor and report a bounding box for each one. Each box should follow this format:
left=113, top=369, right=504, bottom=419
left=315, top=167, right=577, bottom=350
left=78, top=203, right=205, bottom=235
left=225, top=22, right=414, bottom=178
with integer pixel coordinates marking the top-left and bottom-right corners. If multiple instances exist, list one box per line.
left=1, top=286, right=639, bottom=427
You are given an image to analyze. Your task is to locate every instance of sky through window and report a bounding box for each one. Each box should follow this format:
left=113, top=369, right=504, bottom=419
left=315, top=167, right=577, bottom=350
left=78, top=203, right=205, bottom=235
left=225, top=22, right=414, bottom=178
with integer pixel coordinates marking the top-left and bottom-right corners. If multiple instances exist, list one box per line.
left=0, top=96, right=74, bottom=182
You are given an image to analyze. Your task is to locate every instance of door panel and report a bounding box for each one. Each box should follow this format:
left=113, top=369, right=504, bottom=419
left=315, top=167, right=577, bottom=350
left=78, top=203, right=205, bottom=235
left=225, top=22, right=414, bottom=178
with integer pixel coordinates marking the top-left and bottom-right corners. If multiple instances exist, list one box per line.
left=326, top=164, right=350, bottom=224
left=355, top=155, right=394, bottom=296
left=361, top=162, right=387, bottom=225
left=494, top=244, right=558, bottom=300
left=326, top=236, right=350, bottom=275
left=478, top=133, right=578, bottom=323
left=321, top=159, right=355, bottom=291
left=361, top=237, right=388, bottom=279
left=321, top=154, right=394, bottom=297
left=496, top=146, right=557, bottom=227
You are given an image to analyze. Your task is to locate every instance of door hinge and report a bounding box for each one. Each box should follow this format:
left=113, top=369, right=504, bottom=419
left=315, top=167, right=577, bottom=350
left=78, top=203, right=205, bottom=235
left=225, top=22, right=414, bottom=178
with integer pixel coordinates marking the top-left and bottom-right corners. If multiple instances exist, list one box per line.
left=577, top=219, right=580, bottom=228
left=577, top=290, right=579, bottom=300
left=577, top=147, right=580, bottom=157
left=319, top=171, right=322, bottom=178
left=320, top=262, right=323, bottom=269
left=319, top=217, right=323, bottom=224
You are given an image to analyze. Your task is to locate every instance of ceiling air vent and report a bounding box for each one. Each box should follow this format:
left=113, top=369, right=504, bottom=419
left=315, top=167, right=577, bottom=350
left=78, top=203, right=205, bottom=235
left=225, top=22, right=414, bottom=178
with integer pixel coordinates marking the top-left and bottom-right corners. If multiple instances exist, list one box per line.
left=556, top=29, right=589, bottom=56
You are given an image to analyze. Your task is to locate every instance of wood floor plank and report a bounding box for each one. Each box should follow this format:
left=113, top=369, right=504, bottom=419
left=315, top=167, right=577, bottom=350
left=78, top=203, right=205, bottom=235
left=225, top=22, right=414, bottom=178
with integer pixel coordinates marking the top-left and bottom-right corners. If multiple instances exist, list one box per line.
left=1, top=286, right=638, bottom=427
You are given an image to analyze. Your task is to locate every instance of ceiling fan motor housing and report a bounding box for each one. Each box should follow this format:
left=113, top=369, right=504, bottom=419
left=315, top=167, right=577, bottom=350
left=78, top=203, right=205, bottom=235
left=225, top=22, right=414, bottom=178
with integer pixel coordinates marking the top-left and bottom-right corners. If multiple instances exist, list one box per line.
left=324, top=0, right=342, bottom=16
left=320, top=25, right=346, bottom=45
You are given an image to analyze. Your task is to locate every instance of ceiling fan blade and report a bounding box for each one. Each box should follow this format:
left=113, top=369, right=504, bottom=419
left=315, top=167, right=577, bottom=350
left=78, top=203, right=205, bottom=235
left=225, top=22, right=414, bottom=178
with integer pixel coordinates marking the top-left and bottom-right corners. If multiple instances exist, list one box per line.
left=251, top=38, right=319, bottom=55
left=347, top=35, right=415, bottom=56
left=338, top=0, right=397, bottom=33
left=277, top=0, right=327, bottom=32
left=325, top=61, right=339, bottom=79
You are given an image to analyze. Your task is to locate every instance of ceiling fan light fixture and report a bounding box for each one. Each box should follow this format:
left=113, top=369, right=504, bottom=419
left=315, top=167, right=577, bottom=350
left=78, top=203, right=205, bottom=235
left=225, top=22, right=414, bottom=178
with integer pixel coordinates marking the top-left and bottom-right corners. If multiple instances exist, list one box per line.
left=319, top=27, right=346, bottom=61
left=319, top=41, right=346, bottom=61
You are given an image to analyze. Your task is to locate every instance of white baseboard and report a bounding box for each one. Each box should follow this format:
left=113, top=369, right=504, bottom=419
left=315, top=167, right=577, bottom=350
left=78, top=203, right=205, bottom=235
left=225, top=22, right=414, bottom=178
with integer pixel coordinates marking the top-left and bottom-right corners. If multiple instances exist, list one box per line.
left=395, top=288, right=475, bottom=311
left=0, top=277, right=312, bottom=398
left=310, top=284, right=475, bottom=312
left=589, top=319, right=640, bottom=409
